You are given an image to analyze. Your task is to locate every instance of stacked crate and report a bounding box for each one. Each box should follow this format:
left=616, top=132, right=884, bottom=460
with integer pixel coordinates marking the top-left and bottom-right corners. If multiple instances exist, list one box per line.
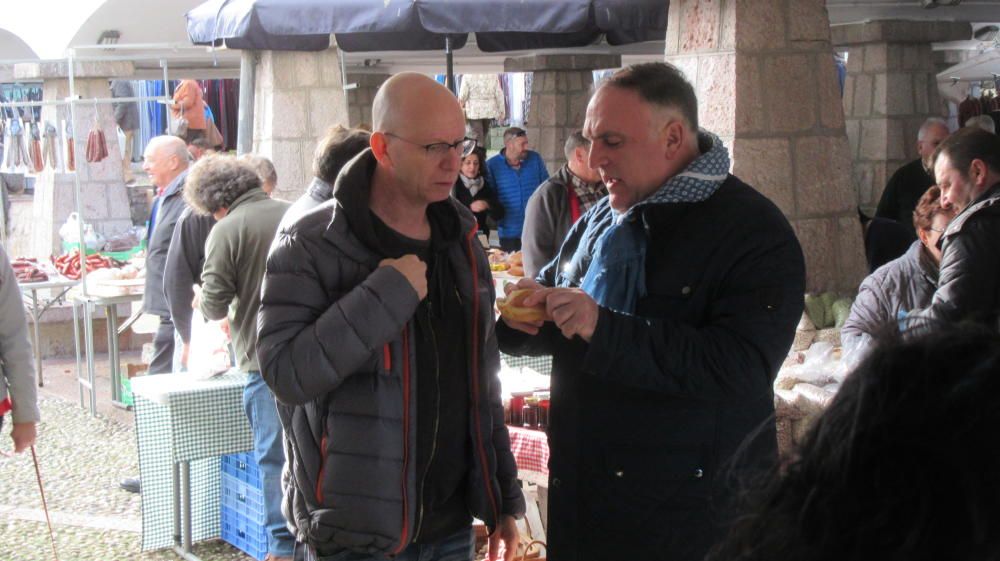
left=220, top=452, right=267, bottom=560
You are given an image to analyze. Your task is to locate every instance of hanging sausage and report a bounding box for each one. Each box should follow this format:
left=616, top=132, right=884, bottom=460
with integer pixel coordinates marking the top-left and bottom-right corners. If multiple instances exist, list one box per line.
left=29, top=121, right=44, bottom=173
left=85, top=119, right=108, bottom=163
left=65, top=122, right=75, bottom=171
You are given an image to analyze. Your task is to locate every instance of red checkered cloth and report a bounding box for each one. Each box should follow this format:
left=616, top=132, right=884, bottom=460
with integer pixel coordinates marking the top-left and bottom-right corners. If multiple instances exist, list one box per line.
left=507, top=426, right=549, bottom=477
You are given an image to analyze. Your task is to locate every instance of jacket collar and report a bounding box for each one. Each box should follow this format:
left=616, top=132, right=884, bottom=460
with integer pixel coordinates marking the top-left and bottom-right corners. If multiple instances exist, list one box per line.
left=943, top=181, right=1000, bottom=239
left=323, top=149, right=476, bottom=263
left=160, top=168, right=189, bottom=198
left=226, top=188, right=269, bottom=215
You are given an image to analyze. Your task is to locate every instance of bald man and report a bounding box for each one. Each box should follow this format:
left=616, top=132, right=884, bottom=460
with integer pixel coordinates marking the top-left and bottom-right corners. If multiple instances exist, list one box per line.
left=257, top=73, right=524, bottom=561
left=119, top=135, right=191, bottom=495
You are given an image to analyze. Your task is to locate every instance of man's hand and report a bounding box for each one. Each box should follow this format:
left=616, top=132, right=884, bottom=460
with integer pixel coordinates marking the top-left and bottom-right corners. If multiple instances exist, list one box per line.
left=11, top=422, right=37, bottom=453
left=219, top=318, right=231, bottom=342
left=380, top=255, right=427, bottom=300
left=545, top=288, right=599, bottom=342
left=470, top=200, right=489, bottom=213
left=180, top=342, right=190, bottom=369
left=500, top=278, right=546, bottom=335
left=487, top=514, right=520, bottom=561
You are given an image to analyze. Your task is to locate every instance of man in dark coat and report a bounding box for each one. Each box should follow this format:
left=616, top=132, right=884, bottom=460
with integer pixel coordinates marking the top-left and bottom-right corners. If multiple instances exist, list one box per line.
left=909, top=128, right=1000, bottom=327
left=497, top=63, right=806, bottom=561
left=876, top=117, right=949, bottom=238
left=257, top=73, right=524, bottom=561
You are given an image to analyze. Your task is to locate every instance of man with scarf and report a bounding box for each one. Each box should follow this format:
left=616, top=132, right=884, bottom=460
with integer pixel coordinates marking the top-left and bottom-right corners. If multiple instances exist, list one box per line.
left=497, top=63, right=806, bottom=561
left=521, top=131, right=606, bottom=278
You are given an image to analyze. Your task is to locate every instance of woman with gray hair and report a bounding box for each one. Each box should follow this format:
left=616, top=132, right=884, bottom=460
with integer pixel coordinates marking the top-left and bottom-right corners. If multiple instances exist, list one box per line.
left=186, top=154, right=295, bottom=561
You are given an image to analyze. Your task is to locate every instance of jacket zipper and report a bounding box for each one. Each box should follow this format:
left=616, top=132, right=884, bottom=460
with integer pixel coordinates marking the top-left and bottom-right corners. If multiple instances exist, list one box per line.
left=391, top=327, right=412, bottom=555
left=412, top=314, right=441, bottom=541
left=315, top=433, right=328, bottom=504
left=465, top=226, right=501, bottom=526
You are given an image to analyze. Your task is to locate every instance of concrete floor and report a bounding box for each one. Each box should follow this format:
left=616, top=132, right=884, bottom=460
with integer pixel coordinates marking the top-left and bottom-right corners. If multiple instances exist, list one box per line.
left=36, top=350, right=141, bottom=428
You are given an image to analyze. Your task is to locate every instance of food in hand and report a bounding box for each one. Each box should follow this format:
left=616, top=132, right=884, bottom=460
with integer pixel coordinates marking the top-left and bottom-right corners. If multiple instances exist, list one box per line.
left=497, top=289, right=549, bottom=322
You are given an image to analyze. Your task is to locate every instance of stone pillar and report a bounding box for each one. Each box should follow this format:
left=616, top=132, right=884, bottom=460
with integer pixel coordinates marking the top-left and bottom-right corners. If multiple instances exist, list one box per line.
left=832, top=20, right=970, bottom=213
left=253, top=48, right=349, bottom=201
left=12, top=61, right=135, bottom=259
left=504, top=54, right=621, bottom=174
left=665, top=0, right=864, bottom=293
left=346, top=73, right=390, bottom=129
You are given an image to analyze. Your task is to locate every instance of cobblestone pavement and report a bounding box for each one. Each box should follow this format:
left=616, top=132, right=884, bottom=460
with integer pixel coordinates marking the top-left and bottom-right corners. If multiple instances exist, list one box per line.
left=0, top=397, right=252, bottom=561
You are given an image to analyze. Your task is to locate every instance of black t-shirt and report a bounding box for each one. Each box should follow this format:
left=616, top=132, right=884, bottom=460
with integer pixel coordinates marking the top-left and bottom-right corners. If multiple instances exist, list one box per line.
left=370, top=211, right=472, bottom=543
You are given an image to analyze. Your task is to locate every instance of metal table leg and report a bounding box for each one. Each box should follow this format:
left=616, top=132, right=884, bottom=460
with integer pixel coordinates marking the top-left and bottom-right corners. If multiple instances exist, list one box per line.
left=30, top=289, right=44, bottom=387
left=73, top=299, right=85, bottom=408
left=171, top=460, right=202, bottom=561
left=107, top=303, right=129, bottom=409
left=83, top=301, right=98, bottom=416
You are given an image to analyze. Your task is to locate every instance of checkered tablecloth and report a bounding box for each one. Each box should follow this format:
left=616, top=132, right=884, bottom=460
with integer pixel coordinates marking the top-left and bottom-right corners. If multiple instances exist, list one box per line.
left=507, top=426, right=550, bottom=486
left=132, top=371, right=254, bottom=551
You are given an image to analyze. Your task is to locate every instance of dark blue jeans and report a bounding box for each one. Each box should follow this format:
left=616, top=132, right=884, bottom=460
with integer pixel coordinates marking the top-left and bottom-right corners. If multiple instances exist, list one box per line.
left=302, top=526, right=474, bottom=561
left=243, top=371, right=295, bottom=557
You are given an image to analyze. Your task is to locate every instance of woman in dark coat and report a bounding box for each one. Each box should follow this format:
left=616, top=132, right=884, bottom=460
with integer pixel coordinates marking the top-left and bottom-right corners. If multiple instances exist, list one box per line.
left=451, top=148, right=504, bottom=239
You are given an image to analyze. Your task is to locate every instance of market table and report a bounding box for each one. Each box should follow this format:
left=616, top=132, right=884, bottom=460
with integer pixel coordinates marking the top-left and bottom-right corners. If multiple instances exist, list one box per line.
left=507, top=425, right=550, bottom=546
left=17, top=276, right=79, bottom=386
left=71, top=290, right=144, bottom=414
left=131, top=371, right=253, bottom=561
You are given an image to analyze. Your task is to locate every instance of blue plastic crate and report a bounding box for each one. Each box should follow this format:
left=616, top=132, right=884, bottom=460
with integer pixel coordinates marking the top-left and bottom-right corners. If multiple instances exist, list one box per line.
left=221, top=452, right=262, bottom=486
left=221, top=472, right=266, bottom=525
left=221, top=504, right=268, bottom=561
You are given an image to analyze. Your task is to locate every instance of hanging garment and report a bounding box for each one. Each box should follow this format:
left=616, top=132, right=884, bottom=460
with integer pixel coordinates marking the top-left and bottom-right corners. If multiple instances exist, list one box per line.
left=85, top=122, right=108, bottom=163
left=28, top=122, right=43, bottom=173
left=41, top=122, right=58, bottom=170
left=65, top=122, right=75, bottom=172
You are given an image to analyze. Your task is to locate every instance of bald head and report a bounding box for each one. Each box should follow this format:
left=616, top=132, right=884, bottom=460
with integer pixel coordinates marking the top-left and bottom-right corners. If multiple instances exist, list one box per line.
left=143, top=135, right=190, bottom=189
left=373, top=72, right=463, bottom=136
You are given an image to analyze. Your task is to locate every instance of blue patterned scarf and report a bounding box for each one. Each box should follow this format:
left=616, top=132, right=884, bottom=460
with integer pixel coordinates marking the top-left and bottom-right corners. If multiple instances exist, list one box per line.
left=578, top=132, right=730, bottom=314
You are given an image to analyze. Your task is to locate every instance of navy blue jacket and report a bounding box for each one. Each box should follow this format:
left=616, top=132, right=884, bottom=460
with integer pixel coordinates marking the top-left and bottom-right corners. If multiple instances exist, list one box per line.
left=498, top=174, right=805, bottom=561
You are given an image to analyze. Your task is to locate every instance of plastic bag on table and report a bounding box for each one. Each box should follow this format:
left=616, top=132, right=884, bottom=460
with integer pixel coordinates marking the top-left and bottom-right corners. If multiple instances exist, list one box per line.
left=187, top=308, right=231, bottom=379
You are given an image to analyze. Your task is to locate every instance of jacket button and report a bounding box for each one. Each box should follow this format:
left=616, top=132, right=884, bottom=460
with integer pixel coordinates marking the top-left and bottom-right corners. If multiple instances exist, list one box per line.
left=614, top=470, right=624, bottom=478
left=694, top=468, right=704, bottom=478
left=681, top=286, right=691, bottom=296
left=551, top=477, right=561, bottom=488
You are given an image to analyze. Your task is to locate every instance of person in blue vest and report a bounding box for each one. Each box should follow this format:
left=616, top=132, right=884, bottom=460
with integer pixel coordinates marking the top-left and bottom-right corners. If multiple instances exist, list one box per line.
left=486, top=127, right=549, bottom=251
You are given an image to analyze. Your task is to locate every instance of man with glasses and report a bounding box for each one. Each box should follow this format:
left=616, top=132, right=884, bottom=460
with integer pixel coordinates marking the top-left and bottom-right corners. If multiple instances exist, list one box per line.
left=257, top=72, right=524, bottom=561
left=486, top=127, right=550, bottom=251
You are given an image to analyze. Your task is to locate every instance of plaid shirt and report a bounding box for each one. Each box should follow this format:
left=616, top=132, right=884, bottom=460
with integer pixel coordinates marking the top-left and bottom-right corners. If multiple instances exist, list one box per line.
left=567, top=168, right=607, bottom=212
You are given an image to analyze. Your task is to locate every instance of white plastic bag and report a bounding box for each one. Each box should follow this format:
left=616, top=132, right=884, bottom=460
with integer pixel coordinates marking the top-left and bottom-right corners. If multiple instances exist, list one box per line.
left=187, top=308, right=232, bottom=379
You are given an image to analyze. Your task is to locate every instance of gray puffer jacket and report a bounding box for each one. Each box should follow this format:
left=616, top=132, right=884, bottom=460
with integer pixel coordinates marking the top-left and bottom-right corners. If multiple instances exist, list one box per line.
left=257, top=150, right=524, bottom=556
left=841, top=240, right=937, bottom=355
left=0, top=248, right=38, bottom=424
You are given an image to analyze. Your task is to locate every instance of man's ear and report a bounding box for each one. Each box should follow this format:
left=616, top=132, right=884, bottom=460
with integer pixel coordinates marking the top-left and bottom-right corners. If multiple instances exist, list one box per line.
left=370, top=132, right=391, bottom=165
left=970, top=159, right=988, bottom=188
left=662, top=120, right=686, bottom=160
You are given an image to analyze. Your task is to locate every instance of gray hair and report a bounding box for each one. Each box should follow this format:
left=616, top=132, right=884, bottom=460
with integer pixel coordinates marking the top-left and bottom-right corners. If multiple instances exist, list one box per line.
left=918, top=117, right=949, bottom=140
left=239, top=154, right=278, bottom=188
left=964, top=115, right=996, bottom=135
left=563, top=131, right=591, bottom=160
left=184, top=154, right=261, bottom=216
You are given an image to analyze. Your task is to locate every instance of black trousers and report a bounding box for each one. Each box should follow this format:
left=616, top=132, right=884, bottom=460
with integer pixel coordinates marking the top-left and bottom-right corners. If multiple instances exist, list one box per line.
left=150, top=317, right=175, bottom=374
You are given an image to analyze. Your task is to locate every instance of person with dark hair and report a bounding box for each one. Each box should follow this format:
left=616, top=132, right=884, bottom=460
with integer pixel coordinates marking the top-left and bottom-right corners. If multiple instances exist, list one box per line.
left=842, top=186, right=956, bottom=358
left=451, top=149, right=504, bottom=239
left=908, top=127, right=1000, bottom=328
left=876, top=117, right=949, bottom=238
left=708, top=325, right=1000, bottom=561
left=187, top=138, right=213, bottom=161
left=521, top=131, right=605, bottom=277
left=280, top=125, right=371, bottom=228
left=486, top=127, right=550, bottom=251
left=186, top=155, right=292, bottom=561
left=497, top=62, right=806, bottom=561
left=257, top=73, right=524, bottom=561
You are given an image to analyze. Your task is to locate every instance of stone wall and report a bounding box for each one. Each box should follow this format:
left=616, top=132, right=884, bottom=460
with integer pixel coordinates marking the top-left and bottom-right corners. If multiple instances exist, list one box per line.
left=346, top=73, right=389, bottom=130
left=506, top=55, right=620, bottom=174
left=253, top=48, right=349, bottom=201
left=833, top=21, right=969, bottom=213
left=665, top=0, right=866, bottom=293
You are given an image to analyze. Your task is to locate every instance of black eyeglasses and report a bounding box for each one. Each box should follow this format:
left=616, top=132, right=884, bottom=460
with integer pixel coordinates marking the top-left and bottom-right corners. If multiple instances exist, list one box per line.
left=384, top=133, right=477, bottom=158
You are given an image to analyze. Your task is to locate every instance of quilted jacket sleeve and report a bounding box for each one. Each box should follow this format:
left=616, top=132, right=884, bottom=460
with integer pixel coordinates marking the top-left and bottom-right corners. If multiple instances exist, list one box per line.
left=257, top=232, right=420, bottom=406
